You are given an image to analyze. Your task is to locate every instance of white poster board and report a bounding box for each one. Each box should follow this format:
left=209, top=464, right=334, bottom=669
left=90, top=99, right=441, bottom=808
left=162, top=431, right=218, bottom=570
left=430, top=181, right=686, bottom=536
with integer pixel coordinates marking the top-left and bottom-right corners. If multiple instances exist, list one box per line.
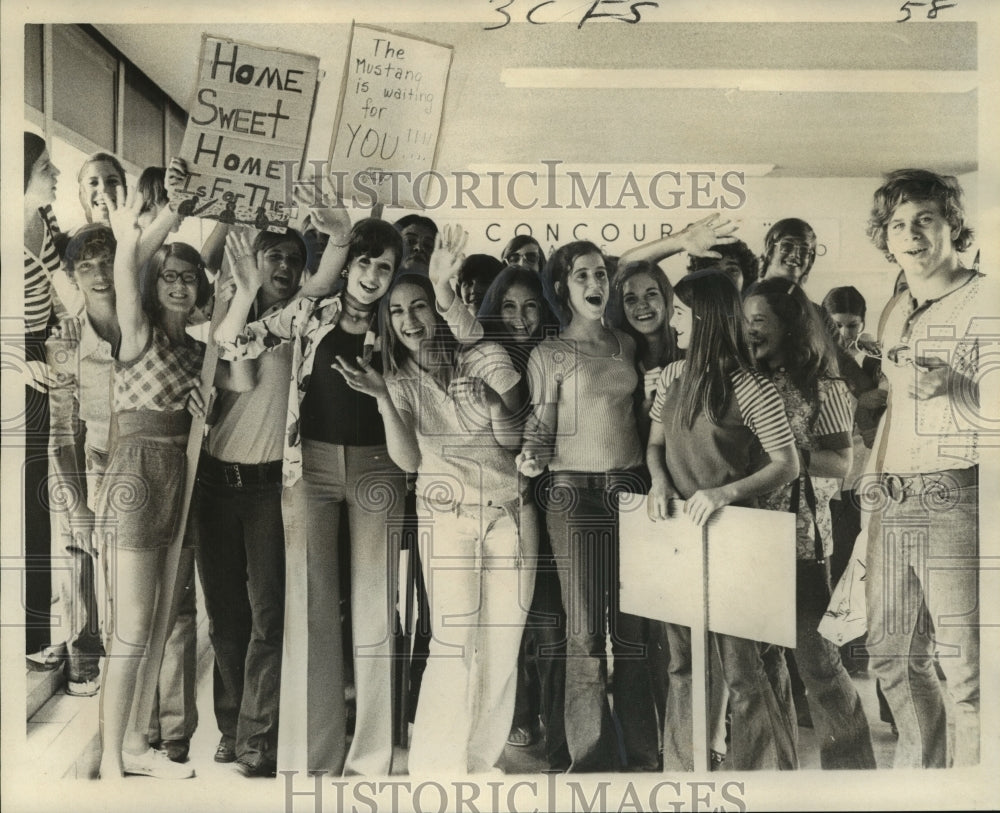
left=170, top=34, right=320, bottom=231
left=328, top=23, right=452, bottom=209
left=619, top=495, right=797, bottom=647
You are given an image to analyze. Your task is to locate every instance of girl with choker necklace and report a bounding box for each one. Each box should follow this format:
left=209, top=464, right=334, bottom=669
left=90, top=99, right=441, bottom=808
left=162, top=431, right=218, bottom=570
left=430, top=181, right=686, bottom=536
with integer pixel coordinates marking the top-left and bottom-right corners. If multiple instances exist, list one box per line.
left=216, top=216, right=406, bottom=776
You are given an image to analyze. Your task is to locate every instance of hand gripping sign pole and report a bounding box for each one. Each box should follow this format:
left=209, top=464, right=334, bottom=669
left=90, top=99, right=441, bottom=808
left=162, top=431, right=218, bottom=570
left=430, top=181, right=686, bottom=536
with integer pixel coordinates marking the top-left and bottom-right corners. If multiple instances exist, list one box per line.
left=133, top=273, right=229, bottom=738
left=620, top=496, right=796, bottom=771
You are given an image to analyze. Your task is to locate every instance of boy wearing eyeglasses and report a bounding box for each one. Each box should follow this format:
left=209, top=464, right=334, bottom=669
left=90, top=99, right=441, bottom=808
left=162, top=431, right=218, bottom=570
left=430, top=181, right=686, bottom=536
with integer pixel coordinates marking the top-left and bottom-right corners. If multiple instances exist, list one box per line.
left=863, top=168, right=988, bottom=768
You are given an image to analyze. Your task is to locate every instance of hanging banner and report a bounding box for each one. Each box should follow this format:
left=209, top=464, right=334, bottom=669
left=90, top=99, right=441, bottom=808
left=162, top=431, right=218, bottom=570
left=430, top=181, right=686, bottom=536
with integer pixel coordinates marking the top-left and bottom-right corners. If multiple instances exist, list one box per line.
left=170, top=34, right=320, bottom=232
left=328, top=23, right=453, bottom=209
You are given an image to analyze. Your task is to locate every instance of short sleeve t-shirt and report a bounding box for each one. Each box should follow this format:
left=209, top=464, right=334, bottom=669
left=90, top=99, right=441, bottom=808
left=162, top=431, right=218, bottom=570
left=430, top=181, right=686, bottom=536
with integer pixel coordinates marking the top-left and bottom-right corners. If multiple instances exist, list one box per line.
left=387, top=341, right=521, bottom=506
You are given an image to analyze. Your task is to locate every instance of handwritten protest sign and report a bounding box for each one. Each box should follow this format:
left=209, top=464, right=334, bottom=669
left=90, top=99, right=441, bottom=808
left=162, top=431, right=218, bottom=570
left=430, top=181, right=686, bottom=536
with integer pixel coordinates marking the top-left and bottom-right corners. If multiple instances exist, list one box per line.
left=170, top=35, right=320, bottom=231
left=329, top=24, right=452, bottom=209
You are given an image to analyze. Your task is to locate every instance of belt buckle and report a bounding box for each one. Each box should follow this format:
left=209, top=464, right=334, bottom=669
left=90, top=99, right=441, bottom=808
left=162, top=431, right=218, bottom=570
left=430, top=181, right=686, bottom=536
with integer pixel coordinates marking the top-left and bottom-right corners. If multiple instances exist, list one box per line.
left=224, top=463, right=243, bottom=488
left=884, top=474, right=906, bottom=503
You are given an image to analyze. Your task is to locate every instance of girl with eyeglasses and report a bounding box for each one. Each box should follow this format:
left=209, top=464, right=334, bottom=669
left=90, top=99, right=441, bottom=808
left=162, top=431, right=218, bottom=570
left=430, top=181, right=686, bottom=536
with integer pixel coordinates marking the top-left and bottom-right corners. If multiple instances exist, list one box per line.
left=500, top=234, right=546, bottom=273
left=97, top=190, right=212, bottom=780
left=647, top=269, right=800, bottom=771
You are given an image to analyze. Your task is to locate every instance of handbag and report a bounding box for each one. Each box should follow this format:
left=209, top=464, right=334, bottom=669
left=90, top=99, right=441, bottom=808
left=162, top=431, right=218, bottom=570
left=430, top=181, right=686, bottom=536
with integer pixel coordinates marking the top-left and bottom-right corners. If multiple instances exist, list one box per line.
left=818, top=526, right=868, bottom=646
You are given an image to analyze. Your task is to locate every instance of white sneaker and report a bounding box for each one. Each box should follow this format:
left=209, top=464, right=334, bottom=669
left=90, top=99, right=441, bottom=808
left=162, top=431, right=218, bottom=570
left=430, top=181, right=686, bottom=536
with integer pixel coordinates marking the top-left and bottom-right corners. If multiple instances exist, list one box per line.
left=122, top=748, right=195, bottom=779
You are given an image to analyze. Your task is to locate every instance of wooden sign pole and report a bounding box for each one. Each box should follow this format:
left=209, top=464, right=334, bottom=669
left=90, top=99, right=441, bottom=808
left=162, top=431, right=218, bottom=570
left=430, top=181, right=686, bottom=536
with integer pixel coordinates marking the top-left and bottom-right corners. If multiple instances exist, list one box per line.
left=692, top=526, right=711, bottom=772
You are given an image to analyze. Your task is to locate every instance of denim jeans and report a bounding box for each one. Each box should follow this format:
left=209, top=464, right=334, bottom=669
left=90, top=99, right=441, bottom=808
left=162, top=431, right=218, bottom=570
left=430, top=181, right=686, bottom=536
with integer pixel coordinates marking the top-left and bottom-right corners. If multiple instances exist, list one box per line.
left=865, top=473, right=980, bottom=767
left=544, top=473, right=658, bottom=772
left=790, top=559, right=876, bottom=769
left=510, top=523, right=570, bottom=769
left=194, top=470, right=284, bottom=763
left=278, top=441, right=406, bottom=775
left=663, top=624, right=798, bottom=771
left=408, top=498, right=537, bottom=774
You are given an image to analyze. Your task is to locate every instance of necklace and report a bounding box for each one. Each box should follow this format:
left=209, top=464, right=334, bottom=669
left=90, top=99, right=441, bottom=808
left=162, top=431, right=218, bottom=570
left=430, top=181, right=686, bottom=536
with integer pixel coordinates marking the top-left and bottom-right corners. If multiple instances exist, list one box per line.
left=342, top=298, right=374, bottom=323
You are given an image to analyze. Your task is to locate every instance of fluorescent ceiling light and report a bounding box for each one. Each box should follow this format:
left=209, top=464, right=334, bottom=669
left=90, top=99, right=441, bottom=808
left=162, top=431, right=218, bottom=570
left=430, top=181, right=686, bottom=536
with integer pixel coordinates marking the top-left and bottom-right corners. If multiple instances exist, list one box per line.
left=501, top=68, right=977, bottom=94
left=467, top=163, right=775, bottom=177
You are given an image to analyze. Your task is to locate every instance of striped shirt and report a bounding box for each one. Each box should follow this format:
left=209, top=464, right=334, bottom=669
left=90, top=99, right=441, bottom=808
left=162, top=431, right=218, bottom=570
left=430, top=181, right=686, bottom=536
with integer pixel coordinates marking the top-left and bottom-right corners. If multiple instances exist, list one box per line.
left=24, top=205, right=67, bottom=335
left=651, top=361, right=795, bottom=454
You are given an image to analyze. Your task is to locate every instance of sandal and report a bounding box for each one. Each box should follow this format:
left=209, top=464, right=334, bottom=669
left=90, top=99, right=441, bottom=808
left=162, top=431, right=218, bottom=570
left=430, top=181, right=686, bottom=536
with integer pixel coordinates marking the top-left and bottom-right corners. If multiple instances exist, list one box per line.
left=506, top=724, right=539, bottom=748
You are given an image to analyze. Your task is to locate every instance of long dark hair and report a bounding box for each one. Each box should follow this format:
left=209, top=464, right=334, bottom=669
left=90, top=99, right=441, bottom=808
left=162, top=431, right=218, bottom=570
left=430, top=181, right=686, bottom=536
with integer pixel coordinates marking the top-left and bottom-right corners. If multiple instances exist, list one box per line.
left=607, top=260, right=679, bottom=369
left=379, top=273, right=460, bottom=390
left=744, top=278, right=839, bottom=401
left=478, top=265, right=558, bottom=339
left=673, top=270, right=752, bottom=428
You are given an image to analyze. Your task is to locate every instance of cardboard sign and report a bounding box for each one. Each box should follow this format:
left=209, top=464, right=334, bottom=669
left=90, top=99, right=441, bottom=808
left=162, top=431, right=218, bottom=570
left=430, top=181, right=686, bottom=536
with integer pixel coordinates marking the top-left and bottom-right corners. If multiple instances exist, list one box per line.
left=329, top=24, right=452, bottom=208
left=170, top=35, right=320, bottom=231
left=619, top=496, right=797, bottom=647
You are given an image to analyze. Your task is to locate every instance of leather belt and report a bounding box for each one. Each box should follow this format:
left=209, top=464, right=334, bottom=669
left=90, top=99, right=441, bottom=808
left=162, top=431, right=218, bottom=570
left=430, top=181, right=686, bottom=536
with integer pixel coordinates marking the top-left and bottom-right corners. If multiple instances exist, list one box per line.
left=199, top=453, right=283, bottom=488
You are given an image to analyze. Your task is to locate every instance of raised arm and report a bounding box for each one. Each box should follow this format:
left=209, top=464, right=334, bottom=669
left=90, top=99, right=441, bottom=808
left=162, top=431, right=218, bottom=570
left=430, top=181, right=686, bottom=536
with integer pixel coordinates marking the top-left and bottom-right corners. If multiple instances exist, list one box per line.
left=295, top=183, right=352, bottom=298
left=215, top=230, right=264, bottom=345
left=617, top=213, right=739, bottom=269
left=428, top=225, right=469, bottom=314
left=106, top=188, right=150, bottom=362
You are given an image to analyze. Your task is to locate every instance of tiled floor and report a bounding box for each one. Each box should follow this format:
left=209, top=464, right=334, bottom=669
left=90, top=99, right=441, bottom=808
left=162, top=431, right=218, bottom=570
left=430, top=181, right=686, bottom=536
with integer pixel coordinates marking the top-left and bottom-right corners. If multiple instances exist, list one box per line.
left=27, top=618, right=902, bottom=782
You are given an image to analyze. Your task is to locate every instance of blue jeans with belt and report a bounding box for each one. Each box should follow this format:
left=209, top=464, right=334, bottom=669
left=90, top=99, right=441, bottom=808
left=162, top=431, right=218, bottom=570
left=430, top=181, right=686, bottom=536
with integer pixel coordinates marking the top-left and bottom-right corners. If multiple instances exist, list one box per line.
left=865, top=467, right=980, bottom=767
left=194, top=454, right=285, bottom=764
left=544, top=468, right=658, bottom=772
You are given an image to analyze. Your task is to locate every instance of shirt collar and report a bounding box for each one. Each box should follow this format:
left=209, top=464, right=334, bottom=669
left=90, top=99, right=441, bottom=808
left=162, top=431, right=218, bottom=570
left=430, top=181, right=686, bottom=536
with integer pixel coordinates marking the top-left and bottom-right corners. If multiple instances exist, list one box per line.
left=78, top=312, right=106, bottom=359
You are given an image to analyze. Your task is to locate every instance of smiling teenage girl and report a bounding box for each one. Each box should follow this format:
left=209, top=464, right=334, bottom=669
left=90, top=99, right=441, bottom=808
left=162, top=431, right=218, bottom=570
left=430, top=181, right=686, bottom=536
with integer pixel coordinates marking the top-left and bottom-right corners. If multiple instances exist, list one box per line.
left=215, top=217, right=406, bottom=776
left=518, top=241, right=655, bottom=771
left=647, top=269, right=800, bottom=771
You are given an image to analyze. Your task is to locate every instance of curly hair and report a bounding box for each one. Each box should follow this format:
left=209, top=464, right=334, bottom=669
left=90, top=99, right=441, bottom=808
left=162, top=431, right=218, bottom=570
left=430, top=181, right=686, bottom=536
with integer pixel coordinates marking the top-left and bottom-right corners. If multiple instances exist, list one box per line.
left=687, top=239, right=759, bottom=290
left=866, top=168, right=974, bottom=260
left=64, top=224, right=116, bottom=278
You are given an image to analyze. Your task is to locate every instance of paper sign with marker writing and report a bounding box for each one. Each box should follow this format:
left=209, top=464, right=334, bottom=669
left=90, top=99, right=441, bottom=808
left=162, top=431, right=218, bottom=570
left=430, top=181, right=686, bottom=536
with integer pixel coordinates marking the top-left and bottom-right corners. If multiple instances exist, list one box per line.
left=329, top=24, right=453, bottom=209
left=619, top=496, right=796, bottom=647
left=170, top=34, right=320, bottom=231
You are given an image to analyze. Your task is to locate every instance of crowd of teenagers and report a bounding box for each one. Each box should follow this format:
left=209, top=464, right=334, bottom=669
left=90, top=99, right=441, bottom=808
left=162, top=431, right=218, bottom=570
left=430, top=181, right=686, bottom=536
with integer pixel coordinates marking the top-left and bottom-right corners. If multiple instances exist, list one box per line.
left=23, top=130, right=986, bottom=779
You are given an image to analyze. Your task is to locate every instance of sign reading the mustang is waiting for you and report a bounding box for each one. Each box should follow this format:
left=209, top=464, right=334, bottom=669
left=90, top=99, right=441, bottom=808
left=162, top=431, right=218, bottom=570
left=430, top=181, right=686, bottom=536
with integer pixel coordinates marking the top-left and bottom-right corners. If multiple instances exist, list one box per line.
left=170, top=34, right=320, bottom=232
left=329, top=24, right=453, bottom=209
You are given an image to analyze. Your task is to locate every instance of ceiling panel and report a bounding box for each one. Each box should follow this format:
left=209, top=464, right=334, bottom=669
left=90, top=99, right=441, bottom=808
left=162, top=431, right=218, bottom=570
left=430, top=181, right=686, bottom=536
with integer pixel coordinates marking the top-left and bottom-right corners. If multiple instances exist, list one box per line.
left=96, top=21, right=979, bottom=178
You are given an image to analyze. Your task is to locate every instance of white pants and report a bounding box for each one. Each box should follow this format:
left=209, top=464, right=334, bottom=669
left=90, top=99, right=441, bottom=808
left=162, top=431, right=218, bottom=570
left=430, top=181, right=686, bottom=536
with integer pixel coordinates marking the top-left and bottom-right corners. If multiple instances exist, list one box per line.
left=408, top=500, right=538, bottom=774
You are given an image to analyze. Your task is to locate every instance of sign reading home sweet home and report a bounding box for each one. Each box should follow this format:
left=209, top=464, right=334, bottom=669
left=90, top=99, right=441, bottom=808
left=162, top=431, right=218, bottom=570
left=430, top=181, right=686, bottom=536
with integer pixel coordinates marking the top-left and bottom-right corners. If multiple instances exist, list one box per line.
left=171, top=34, right=320, bottom=232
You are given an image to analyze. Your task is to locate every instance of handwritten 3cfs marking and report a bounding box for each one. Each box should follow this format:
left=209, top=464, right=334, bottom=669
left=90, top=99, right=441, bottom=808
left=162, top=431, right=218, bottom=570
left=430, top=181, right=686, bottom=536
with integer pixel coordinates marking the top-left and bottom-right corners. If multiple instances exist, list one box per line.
left=485, top=0, right=660, bottom=30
